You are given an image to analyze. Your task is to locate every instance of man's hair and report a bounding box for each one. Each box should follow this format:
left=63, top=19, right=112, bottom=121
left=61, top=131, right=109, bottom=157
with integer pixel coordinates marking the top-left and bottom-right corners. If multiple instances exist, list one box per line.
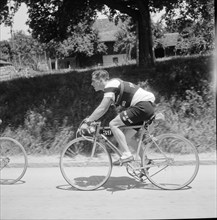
left=92, top=69, right=109, bottom=81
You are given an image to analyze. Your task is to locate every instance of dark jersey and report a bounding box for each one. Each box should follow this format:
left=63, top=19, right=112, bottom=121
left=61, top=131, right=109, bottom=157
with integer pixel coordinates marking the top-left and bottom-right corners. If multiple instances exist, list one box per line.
left=104, top=79, right=140, bottom=108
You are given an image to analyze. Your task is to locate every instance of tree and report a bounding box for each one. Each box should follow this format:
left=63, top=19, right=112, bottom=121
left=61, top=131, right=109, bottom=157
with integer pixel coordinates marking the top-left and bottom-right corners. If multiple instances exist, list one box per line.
left=3, top=31, right=46, bottom=69
left=114, top=16, right=136, bottom=60
left=0, top=40, right=13, bottom=61
left=44, top=21, right=107, bottom=67
left=163, top=0, right=214, bottom=54
left=152, top=20, right=166, bottom=49
left=114, top=16, right=165, bottom=60
left=0, top=0, right=214, bottom=68
left=57, top=22, right=106, bottom=58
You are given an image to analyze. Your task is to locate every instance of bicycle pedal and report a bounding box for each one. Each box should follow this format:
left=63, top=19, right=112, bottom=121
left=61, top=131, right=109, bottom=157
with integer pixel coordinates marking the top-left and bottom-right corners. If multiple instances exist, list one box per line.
left=120, top=156, right=134, bottom=166
left=113, top=156, right=134, bottom=166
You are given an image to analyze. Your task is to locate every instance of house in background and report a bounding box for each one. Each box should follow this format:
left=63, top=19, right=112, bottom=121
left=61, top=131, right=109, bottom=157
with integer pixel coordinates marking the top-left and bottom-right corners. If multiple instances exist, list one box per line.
left=93, top=19, right=128, bottom=66
left=49, top=56, right=77, bottom=70
left=154, top=33, right=179, bottom=58
left=49, top=19, right=179, bottom=70
left=49, top=19, right=126, bottom=70
left=95, top=20, right=180, bottom=63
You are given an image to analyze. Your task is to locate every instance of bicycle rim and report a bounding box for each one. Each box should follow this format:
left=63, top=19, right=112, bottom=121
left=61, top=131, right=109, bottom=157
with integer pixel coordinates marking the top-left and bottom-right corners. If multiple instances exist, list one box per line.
left=0, top=137, right=28, bottom=184
left=60, top=137, right=112, bottom=190
left=143, top=134, right=199, bottom=190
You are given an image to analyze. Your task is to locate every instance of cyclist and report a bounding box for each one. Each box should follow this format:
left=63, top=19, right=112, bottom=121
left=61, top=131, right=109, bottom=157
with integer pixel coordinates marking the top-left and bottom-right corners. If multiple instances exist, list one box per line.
left=82, top=69, right=155, bottom=164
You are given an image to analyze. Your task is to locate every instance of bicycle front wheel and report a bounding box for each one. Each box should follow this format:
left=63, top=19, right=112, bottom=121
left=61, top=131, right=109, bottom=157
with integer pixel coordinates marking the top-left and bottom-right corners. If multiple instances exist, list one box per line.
left=60, top=136, right=112, bottom=190
left=142, top=134, right=199, bottom=190
left=0, top=137, right=28, bottom=184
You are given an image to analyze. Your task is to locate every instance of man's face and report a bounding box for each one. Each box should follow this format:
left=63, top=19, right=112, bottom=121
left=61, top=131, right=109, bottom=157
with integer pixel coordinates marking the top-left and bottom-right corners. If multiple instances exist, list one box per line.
left=91, top=78, right=104, bottom=91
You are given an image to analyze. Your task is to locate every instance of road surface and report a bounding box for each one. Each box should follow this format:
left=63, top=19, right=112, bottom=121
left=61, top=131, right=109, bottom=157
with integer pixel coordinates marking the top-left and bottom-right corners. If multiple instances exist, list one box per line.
left=1, top=156, right=216, bottom=219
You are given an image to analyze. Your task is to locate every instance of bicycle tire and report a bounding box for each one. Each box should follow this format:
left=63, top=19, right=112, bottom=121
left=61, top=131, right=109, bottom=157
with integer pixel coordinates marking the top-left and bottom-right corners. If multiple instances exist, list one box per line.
left=0, top=137, right=28, bottom=184
left=60, top=136, right=112, bottom=190
left=142, top=133, right=199, bottom=190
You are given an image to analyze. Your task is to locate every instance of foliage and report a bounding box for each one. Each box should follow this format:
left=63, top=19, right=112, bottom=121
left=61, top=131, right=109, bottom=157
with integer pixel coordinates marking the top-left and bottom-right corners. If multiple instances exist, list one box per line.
left=0, top=55, right=215, bottom=154
left=0, top=31, right=46, bottom=69
left=1, top=0, right=215, bottom=67
left=113, top=16, right=166, bottom=59
left=17, top=0, right=102, bottom=43
left=164, top=0, right=214, bottom=55
left=0, top=0, right=20, bottom=26
left=0, top=0, right=185, bottom=68
left=57, top=22, right=107, bottom=58
left=0, top=0, right=8, bottom=23
left=11, top=31, right=45, bottom=69
left=154, top=78, right=216, bottom=152
left=152, top=20, right=166, bottom=49
left=0, top=28, right=106, bottom=69
left=113, top=16, right=136, bottom=60
left=0, top=40, right=13, bottom=61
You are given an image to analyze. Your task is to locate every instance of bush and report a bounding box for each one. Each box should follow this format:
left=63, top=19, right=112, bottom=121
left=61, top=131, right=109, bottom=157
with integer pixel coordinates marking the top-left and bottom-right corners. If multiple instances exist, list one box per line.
left=0, top=55, right=215, bottom=154
left=153, top=80, right=216, bottom=152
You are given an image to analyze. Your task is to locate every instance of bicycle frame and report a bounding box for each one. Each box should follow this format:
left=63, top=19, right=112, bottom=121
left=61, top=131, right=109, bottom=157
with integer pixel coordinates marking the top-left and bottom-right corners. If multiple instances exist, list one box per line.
left=61, top=113, right=199, bottom=190
left=81, top=113, right=171, bottom=171
left=87, top=119, right=154, bottom=162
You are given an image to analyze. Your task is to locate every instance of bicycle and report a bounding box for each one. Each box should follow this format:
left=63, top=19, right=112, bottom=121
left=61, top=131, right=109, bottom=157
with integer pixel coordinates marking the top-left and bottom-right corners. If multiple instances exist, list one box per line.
left=59, top=113, right=200, bottom=191
left=0, top=119, right=28, bottom=184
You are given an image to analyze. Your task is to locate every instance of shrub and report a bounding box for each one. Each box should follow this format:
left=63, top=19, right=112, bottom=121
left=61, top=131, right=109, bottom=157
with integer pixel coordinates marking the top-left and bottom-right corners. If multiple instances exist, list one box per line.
left=153, top=81, right=216, bottom=152
left=0, top=55, right=215, bottom=154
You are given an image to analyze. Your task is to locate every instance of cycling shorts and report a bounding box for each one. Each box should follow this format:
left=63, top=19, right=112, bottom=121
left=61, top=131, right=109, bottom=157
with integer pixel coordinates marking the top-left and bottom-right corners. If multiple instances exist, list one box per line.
left=119, top=101, right=155, bottom=127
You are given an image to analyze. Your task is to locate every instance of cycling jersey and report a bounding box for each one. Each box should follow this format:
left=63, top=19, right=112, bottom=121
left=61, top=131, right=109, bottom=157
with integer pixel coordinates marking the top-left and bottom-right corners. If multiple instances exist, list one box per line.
left=104, top=79, right=155, bottom=108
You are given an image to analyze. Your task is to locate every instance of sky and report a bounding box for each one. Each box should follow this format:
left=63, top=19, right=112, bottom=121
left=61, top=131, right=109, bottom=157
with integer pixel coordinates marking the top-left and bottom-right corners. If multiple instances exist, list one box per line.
left=0, top=3, right=164, bottom=41
left=0, top=3, right=29, bottom=41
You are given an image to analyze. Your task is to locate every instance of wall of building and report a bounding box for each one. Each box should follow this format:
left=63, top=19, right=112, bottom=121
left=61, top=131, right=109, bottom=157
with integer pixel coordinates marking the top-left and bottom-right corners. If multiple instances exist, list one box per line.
left=50, top=57, right=77, bottom=70
left=102, top=54, right=128, bottom=66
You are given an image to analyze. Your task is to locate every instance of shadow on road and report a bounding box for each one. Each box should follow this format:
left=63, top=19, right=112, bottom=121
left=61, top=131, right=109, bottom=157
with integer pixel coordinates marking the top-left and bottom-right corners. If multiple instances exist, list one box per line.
left=0, top=179, right=26, bottom=185
left=103, top=176, right=160, bottom=192
left=56, top=175, right=192, bottom=192
left=56, top=176, right=173, bottom=192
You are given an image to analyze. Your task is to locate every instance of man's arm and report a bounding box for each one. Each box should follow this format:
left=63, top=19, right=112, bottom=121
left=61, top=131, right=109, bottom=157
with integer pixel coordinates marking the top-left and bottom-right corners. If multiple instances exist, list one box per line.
left=87, top=97, right=113, bottom=122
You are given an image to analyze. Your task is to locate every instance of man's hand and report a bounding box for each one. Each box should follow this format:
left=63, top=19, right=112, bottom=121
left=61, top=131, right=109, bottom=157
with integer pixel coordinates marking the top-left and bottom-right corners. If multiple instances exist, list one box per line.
left=80, top=120, right=96, bottom=136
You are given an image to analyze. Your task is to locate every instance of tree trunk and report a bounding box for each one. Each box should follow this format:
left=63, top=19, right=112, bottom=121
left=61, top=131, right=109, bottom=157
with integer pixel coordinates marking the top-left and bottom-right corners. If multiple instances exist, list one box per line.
left=136, top=0, right=155, bottom=68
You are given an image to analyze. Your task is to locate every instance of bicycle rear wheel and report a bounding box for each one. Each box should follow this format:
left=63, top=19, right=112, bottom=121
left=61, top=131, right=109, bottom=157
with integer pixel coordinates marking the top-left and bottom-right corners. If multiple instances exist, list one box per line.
left=0, top=137, right=28, bottom=184
left=60, top=136, right=112, bottom=190
left=142, top=134, right=199, bottom=190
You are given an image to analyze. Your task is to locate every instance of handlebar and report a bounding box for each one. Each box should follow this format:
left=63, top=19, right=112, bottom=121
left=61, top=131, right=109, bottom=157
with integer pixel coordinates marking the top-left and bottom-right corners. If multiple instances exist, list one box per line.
left=76, top=119, right=101, bottom=138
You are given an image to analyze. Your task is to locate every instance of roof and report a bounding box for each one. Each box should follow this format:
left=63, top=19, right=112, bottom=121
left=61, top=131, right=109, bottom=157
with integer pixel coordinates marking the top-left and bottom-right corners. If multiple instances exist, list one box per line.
left=98, top=30, right=117, bottom=42
left=94, top=19, right=179, bottom=47
left=160, top=33, right=179, bottom=47
left=93, top=19, right=121, bottom=42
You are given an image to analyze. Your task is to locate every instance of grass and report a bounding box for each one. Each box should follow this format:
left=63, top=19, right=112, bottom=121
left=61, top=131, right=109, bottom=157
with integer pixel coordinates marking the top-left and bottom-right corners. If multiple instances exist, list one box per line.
left=0, top=54, right=216, bottom=155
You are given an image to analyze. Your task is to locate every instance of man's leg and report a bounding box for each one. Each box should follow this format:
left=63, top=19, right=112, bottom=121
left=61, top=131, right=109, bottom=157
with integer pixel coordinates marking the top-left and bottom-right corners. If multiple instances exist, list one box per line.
left=122, top=128, right=137, bottom=153
left=109, top=115, right=133, bottom=158
left=123, top=128, right=144, bottom=161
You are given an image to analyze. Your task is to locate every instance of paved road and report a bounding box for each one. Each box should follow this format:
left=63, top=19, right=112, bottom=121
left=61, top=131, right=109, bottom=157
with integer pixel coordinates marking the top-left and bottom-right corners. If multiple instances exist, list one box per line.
left=1, top=164, right=216, bottom=219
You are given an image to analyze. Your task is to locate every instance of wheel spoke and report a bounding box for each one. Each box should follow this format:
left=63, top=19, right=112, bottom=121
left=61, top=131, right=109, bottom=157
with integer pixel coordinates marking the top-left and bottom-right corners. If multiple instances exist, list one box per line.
left=0, top=137, right=28, bottom=184
left=60, top=137, right=112, bottom=190
left=143, top=134, right=199, bottom=190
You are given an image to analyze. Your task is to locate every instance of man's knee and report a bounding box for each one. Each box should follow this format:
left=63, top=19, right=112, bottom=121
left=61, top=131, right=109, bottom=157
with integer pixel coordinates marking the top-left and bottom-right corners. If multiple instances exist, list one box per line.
left=109, top=116, right=124, bottom=129
left=109, top=119, right=116, bottom=129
